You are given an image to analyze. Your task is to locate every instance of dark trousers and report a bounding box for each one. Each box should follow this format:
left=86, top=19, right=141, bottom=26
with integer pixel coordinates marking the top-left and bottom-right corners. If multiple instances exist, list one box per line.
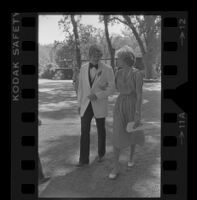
left=79, top=102, right=106, bottom=164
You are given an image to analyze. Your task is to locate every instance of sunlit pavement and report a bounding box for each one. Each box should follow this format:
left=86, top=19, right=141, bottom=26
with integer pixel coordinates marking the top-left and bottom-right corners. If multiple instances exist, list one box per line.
left=38, top=79, right=161, bottom=198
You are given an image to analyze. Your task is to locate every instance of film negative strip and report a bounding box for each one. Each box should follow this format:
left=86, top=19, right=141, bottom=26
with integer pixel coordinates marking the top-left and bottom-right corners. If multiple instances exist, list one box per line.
left=11, top=12, right=188, bottom=199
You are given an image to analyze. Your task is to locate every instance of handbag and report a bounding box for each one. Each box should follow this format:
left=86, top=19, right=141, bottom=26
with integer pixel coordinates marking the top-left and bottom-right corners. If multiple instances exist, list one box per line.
left=126, top=121, right=157, bottom=133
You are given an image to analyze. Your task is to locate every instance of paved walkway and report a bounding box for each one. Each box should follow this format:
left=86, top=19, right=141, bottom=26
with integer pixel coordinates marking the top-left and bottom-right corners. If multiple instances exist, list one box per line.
left=38, top=79, right=161, bottom=198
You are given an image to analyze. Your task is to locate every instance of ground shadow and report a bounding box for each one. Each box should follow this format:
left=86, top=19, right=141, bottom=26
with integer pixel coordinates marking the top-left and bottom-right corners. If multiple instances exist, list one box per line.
left=39, top=106, right=78, bottom=120
left=39, top=80, right=161, bottom=197
left=39, top=120, right=160, bottom=198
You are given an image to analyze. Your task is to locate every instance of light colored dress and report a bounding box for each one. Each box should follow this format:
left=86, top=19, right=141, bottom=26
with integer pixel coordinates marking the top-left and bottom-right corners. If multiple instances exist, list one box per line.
left=112, top=67, right=145, bottom=149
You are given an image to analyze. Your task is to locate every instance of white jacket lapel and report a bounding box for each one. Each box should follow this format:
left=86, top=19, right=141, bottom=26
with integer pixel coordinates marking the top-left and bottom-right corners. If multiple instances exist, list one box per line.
left=84, top=64, right=90, bottom=90
left=91, top=62, right=103, bottom=91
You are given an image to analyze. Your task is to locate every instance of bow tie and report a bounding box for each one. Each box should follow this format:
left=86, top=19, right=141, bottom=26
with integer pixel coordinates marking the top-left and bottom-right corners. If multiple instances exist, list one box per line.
left=89, top=63, right=98, bottom=70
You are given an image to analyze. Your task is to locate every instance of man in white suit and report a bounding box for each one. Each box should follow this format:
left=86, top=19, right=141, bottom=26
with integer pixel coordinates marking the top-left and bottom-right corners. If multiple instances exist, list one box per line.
left=77, top=44, right=115, bottom=166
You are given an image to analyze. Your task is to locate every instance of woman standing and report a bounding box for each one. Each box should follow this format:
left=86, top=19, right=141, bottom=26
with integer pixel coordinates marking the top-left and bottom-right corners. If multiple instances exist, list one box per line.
left=109, top=46, right=145, bottom=179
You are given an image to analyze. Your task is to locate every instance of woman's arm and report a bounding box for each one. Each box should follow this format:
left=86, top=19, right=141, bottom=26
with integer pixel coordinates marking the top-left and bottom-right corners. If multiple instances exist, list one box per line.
left=134, top=71, right=143, bottom=122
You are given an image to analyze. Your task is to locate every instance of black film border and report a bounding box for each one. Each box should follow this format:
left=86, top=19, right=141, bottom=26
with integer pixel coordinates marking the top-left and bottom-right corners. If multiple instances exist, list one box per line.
left=11, top=12, right=188, bottom=200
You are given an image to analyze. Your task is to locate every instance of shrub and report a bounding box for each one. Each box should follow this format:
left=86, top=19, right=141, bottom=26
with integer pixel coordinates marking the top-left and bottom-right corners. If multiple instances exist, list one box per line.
left=53, top=70, right=65, bottom=80
left=39, top=63, right=57, bottom=79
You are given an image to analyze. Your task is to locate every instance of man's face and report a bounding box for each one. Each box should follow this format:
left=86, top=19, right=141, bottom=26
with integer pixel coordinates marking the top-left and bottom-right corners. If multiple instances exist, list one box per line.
left=89, top=52, right=101, bottom=65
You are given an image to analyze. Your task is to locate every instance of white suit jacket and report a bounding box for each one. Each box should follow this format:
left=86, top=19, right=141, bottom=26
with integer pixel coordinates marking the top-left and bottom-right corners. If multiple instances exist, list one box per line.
left=77, top=61, right=115, bottom=118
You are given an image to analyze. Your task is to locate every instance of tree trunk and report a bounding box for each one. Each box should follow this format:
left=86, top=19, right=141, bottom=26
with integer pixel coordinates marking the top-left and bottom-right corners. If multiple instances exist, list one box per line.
left=143, top=16, right=158, bottom=79
left=143, top=36, right=154, bottom=79
left=124, top=15, right=160, bottom=79
left=123, top=15, right=151, bottom=78
left=123, top=15, right=146, bottom=56
left=143, top=52, right=153, bottom=79
left=103, top=16, right=115, bottom=69
left=70, top=15, right=81, bottom=69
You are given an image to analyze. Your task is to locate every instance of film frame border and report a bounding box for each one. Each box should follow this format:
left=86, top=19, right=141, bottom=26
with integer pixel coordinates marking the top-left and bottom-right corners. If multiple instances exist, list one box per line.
left=10, top=11, right=188, bottom=199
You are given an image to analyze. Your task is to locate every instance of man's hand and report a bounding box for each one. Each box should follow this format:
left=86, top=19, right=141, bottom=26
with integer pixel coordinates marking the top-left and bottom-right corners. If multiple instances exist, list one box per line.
left=88, top=93, right=97, bottom=101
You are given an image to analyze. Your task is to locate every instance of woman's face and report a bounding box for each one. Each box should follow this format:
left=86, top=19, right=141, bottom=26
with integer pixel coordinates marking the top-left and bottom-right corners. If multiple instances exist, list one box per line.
left=116, top=57, right=127, bottom=69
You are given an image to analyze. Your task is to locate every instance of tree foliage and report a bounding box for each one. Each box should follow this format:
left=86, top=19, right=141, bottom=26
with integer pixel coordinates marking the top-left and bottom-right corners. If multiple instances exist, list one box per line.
left=39, top=15, right=161, bottom=80
left=99, top=15, right=116, bottom=69
left=109, top=15, right=161, bottom=78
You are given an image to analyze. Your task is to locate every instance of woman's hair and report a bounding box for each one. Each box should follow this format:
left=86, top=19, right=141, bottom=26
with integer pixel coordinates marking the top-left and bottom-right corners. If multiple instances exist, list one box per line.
left=116, top=45, right=136, bottom=67
left=89, top=44, right=103, bottom=58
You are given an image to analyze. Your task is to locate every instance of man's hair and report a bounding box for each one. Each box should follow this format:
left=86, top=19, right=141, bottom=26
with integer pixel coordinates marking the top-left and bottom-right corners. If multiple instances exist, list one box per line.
left=89, top=44, right=103, bottom=58
left=116, top=45, right=136, bottom=67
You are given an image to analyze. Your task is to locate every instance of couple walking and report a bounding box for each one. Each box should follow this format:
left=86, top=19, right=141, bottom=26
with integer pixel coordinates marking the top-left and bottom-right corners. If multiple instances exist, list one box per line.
left=77, top=44, right=144, bottom=179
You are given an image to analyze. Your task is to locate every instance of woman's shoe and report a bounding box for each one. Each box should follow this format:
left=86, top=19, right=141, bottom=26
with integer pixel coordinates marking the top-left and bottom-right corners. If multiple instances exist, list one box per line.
left=108, top=167, right=120, bottom=180
left=127, top=161, right=135, bottom=167
left=108, top=172, right=119, bottom=179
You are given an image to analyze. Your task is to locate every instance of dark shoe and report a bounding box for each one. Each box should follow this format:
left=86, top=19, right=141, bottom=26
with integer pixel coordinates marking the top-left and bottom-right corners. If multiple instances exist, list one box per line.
left=95, top=156, right=104, bottom=163
left=39, top=176, right=50, bottom=185
left=76, top=162, right=89, bottom=167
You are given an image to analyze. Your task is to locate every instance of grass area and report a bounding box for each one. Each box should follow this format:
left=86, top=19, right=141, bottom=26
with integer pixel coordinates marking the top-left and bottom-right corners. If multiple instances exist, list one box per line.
left=38, top=79, right=161, bottom=198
